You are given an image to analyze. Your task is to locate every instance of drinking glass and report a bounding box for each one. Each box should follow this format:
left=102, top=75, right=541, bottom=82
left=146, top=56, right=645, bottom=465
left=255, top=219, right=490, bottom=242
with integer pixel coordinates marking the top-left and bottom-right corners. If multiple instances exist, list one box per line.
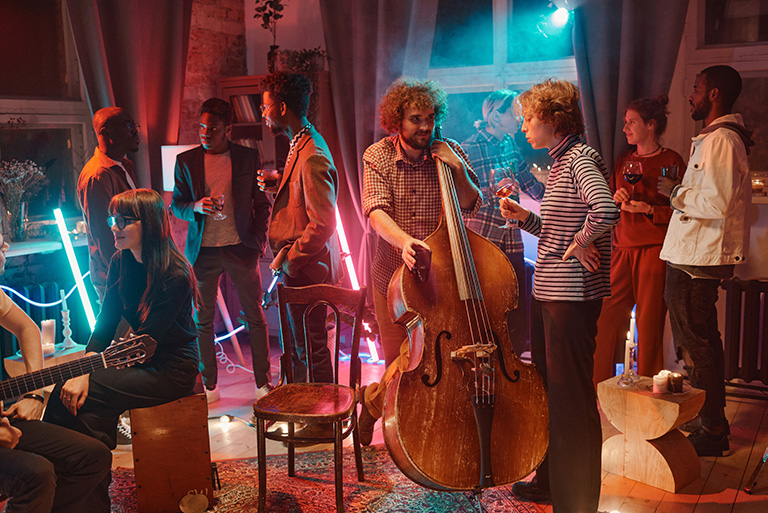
left=489, top=167, right=518, bottom=229
left=212, top=194, right=226, bottom=220
left=661, top=164, right=679, bottom=180
left=622, top=161, right=644, bottom=200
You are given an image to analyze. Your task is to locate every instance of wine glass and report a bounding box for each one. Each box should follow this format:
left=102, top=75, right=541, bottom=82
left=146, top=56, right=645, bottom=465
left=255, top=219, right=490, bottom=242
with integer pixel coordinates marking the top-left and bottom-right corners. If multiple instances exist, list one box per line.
left=489, top=167, right=518, bottom=229
left=212, top=194, right=226, bottom=220
left=622, top=161, right=644, bottom=200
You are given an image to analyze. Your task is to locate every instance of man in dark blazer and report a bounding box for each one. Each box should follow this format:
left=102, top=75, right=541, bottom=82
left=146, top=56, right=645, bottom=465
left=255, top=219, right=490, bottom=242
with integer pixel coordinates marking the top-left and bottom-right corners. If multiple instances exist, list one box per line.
left=171, top=98, right=272, bottom=401
left=261, top=72, right=342, bottom=393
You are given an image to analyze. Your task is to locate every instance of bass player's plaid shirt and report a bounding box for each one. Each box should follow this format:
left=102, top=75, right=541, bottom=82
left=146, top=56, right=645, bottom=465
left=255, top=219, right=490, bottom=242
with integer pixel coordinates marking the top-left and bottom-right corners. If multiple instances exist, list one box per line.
left=363, top=135, right=481, bottom=296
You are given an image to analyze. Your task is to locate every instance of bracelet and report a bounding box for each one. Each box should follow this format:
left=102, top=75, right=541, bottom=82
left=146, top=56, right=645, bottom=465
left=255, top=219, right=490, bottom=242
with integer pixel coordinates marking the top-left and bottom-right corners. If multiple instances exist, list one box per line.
left=22, top=393, right=44, bottom=403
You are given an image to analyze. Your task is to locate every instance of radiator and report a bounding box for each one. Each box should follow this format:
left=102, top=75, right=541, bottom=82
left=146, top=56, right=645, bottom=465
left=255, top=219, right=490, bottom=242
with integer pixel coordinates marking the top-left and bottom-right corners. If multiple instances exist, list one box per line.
left=723, top=278, right=768, bottom=387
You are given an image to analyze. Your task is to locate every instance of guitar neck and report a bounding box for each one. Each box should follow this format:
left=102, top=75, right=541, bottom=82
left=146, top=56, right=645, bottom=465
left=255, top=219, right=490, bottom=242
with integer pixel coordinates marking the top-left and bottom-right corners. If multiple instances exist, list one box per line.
left=0, top=353, right=105, bottom=402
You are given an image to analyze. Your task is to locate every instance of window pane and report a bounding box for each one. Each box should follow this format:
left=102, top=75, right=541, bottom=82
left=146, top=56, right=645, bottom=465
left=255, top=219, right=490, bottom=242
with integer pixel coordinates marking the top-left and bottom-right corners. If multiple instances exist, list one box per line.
left=431, top=0, right=494, bottom=68
left=0, top=125, right=79, bottom=219
left=0, top=0, right=68, bottom=98
left=704, top=0, right=768, bottom=45
left=507, top=0, right=574, bottom=63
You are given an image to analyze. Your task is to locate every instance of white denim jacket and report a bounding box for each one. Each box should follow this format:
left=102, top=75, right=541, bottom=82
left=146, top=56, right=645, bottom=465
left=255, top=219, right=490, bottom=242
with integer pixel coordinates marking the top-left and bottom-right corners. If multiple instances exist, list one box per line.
left=660, top=114, right=751, bottom=266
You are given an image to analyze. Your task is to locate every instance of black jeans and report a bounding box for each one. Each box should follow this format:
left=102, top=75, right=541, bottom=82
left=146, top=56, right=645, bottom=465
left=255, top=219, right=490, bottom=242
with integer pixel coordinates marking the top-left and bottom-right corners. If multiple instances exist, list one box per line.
left=530, top=298, right=603, bottom=513
left=194, top=244, right=271, bottom=387
left=664, top=264, right=726, bottom=430
left=1, top=420, right=112, bottom=513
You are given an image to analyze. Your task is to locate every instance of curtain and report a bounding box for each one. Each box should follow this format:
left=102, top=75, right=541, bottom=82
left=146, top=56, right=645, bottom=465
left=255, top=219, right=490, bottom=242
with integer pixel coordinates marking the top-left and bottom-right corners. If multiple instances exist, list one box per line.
left=574, top=0, right=689, bottom=167
left=319, top=0, right=438, bottom=291
left=65, top=0, right=193, bottom=190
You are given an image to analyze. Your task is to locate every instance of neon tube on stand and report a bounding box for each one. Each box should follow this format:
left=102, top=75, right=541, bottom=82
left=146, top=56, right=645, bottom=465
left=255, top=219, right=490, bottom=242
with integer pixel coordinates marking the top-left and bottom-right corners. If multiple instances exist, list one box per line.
left=335, top=207, right=380, bottom=363
left=54, top=209, right=97, bottom=331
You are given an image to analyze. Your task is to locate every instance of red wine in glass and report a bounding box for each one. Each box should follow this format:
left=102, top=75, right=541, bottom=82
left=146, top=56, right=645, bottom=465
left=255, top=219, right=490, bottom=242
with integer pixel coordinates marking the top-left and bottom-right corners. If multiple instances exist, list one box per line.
left=622, top=161, right=644, bottom=199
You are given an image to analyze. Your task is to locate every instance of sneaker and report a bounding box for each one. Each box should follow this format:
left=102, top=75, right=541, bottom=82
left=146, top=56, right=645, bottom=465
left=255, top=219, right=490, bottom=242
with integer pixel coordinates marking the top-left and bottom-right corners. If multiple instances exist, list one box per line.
left=679, top=415, right=701, bottom=433
left=512, top=479, right=551, bottom=502
left=254, top=383, right=275, bottom=401
left=358, top=386, right=376, bottom=447
left=116, top=413, right=132, bottom=446
left=205, top=386, right=220, bottom=404
left=687, top=428, right=730, bottom=457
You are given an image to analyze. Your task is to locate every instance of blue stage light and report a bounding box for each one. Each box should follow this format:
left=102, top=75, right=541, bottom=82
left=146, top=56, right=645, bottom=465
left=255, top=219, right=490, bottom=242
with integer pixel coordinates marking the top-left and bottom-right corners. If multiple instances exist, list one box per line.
left=54, top=208, right=97, bottom=331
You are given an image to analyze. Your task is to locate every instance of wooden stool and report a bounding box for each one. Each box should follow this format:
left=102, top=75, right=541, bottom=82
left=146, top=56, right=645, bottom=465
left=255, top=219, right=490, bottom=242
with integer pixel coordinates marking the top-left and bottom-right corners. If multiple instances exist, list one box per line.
left=131, top=391, right=213, bottom=512
left=598, top=376, right=705, bottom=492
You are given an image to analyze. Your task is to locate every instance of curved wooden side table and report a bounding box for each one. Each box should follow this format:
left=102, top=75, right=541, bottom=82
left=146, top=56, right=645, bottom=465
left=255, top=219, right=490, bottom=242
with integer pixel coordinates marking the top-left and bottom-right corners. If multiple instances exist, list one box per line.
left=598, top=376, right=705, bottom=492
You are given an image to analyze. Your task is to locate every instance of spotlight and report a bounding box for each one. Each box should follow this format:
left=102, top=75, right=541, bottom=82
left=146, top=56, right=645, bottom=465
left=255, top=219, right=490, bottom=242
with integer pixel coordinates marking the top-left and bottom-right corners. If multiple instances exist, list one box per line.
left=552, top=7, right=570, bottom=27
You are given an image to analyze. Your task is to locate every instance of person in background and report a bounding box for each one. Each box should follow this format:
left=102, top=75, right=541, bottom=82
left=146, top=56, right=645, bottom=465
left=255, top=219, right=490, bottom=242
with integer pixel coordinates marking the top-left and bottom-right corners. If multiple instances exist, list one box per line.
left=44, top=189, right=200, bottom=509
left=358, top=77, right=481, bottom=445
left=592, top=96, right=686, bottom=385
left=0, top=231, right=112, bottom=512
left=462, top=89, right=545, bottom=356
left=171, top=98, right=272, bottom=403
left=500, top=78, right=619, bottom=512
left=78, top=107, right=139, bottom=302
left=658, top=65, right=753, bottom=457
left=261, top=72, right=343, bottom=439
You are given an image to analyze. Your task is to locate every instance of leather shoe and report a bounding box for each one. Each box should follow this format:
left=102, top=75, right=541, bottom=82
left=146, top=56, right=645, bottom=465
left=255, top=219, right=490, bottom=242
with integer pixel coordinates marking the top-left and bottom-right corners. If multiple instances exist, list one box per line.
left=282, top=423, right=334, bottom=447
left=512, top=479, right=551, bottom=502
left=358, top=386, right=377, bottom=446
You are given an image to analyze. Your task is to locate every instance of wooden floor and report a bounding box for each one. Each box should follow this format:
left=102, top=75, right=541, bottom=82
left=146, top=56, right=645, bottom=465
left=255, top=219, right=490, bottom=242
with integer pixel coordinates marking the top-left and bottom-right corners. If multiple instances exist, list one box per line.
left=111, top=343, right=768, bottom=512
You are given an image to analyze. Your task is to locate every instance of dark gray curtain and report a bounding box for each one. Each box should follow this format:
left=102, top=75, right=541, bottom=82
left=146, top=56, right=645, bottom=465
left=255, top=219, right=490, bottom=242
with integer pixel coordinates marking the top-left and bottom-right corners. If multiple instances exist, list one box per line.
left=65, top=0, right=193, bottom=190
left=574, top=0, right=689, bottom=167
left=319, top=0, right=438, bottom=290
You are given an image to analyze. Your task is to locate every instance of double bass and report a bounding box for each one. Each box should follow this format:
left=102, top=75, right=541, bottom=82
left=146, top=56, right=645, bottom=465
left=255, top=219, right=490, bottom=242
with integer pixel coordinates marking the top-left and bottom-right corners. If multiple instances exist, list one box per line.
left=382, top=129, right=548, bottom=492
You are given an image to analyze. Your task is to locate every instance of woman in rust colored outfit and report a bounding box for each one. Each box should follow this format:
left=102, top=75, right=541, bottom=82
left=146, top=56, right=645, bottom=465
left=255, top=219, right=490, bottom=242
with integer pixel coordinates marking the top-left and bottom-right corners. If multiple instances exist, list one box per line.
left=593, top=96, right=686, bottom=385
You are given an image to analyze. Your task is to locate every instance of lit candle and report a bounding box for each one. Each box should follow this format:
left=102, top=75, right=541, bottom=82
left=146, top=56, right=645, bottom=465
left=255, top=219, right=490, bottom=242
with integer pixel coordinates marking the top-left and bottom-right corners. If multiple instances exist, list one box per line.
left=629, top=310, right=636, bottom=347
left=623, top=330, right=632, bottom=376
left=41, top=319, right=56, bottom=354
left=60, top=289, right=68, bottom=311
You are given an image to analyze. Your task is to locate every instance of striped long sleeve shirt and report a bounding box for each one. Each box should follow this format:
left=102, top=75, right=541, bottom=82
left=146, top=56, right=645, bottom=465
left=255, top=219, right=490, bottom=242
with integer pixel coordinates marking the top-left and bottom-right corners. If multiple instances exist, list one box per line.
left=519, top=134, right=619, bottom=301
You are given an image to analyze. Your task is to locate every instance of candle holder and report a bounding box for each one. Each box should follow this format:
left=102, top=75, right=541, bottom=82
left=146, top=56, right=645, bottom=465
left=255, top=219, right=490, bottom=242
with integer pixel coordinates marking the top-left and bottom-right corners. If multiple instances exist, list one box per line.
left=618, top=340, right=638, bottom=387
left=61, top=309, right=76, bottom=348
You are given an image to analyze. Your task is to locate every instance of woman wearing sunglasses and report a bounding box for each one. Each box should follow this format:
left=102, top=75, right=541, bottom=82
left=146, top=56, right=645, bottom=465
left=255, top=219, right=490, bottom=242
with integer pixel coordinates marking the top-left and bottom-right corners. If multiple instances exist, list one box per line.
left=44, top=188, right=199, bottom=512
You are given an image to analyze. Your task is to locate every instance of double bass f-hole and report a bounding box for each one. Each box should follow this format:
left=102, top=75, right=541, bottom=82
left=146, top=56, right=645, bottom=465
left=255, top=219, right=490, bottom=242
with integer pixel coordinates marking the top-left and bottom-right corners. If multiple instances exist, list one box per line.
left=421, top=330, right=451, bottom=387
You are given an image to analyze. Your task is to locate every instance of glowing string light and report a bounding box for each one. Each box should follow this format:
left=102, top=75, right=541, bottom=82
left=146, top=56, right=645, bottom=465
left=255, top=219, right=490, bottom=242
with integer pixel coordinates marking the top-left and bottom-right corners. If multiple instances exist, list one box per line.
left=54, top=209, right=96, bottom=331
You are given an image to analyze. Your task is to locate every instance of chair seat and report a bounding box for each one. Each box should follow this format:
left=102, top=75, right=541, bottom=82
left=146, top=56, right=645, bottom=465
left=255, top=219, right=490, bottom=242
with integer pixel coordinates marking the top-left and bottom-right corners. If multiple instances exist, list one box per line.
left=253, top=382, right=356, bottom=423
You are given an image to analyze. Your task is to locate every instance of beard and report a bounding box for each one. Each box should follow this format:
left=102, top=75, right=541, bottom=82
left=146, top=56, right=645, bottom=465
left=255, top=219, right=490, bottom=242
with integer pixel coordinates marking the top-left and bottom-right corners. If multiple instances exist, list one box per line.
left=402, top=130, right=433, bottom=150
left=690, top=99, right=711, bottom=121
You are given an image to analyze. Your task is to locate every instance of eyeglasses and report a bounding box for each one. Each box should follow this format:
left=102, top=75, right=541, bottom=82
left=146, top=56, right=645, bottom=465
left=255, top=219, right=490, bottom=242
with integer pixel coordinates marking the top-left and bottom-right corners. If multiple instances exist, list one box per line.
left=106, top=214, right=140, bottom=230
left=259, top=103, right=279, bottom=114
left=105, top=121, right=140, bottom=132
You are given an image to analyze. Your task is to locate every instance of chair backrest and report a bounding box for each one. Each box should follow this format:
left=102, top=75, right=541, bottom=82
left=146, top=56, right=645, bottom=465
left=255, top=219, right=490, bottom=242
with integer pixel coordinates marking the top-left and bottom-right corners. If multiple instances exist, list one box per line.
left=275, top=283, right=367, bottom=389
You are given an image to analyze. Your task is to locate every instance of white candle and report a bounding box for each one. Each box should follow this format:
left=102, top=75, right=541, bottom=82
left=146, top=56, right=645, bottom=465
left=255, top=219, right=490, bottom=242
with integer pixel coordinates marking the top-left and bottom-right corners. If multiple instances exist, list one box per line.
left=629, top=310, right=636, bottom=346
left=624, top=330, right=632, bottom=375
left=41, top=319, right=56, bottom=354
left=60, top=289, right=68, bottom=311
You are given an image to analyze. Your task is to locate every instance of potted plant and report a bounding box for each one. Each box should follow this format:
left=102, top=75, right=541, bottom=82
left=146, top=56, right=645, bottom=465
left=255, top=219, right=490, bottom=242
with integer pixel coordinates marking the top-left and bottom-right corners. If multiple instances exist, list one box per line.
left=254, top=0, right=288, bottom=72
left=0, top=159, right=47, bottom=241
left=280, top=46, right=328, bottom=73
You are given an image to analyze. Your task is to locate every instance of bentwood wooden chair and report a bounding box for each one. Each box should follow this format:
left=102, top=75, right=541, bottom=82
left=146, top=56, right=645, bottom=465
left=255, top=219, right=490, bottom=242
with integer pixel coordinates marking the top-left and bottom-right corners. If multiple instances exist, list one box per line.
left=252, top=283, right=367, bottom=513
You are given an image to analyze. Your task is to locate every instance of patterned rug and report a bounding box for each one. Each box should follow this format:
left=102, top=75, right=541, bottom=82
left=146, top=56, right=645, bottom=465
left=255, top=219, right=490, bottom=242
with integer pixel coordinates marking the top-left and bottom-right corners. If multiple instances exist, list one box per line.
left=109, top=445, right=543, bottom=512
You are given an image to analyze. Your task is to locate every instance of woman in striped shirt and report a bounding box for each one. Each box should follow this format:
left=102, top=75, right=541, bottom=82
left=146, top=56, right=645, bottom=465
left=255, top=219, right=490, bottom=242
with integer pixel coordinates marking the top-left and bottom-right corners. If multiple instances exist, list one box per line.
left=500, top=78, right=619, bottom=513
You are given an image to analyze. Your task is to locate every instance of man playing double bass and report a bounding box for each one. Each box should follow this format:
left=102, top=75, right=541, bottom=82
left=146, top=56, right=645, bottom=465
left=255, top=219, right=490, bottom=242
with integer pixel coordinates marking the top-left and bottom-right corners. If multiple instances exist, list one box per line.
left=359, top=77, right=482, bottom=445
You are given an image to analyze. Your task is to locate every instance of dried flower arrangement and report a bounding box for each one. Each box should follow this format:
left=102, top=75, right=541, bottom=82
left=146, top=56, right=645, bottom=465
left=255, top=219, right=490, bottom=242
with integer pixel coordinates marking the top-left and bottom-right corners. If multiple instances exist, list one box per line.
left=0, top=159, right=48, bottom=240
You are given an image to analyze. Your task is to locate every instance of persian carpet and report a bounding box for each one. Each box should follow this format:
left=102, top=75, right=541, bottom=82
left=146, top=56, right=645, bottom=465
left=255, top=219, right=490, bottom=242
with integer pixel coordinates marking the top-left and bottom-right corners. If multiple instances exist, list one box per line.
left=109, top=445, right=544, bottom=512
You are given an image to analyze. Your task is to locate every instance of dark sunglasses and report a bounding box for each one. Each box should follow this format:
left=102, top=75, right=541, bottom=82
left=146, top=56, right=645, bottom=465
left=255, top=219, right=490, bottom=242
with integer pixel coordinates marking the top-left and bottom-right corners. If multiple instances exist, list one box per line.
left=106, top=214, right=140, bottom=230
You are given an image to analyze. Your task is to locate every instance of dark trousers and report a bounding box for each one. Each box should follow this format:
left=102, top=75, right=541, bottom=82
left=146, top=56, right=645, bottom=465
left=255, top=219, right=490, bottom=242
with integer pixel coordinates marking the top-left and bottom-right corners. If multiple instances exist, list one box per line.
left=506, top=253, right=530, bottom=356
left=283, top=270, right=334, bottom=383
left=531, top=298, right=603, bottom=513
left=194, top=244, right=271, bottom=387
left=43, top=345, right=198, bottom=508
left=664, top=264, right=726, bottom=430
left=0, top=420, right=112, bottom=513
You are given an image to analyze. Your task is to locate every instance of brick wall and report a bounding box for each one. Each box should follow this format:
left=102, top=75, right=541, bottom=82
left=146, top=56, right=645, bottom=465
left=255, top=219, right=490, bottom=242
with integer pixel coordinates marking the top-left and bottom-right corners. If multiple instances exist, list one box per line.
left=179, top=0, right=247, bottom=145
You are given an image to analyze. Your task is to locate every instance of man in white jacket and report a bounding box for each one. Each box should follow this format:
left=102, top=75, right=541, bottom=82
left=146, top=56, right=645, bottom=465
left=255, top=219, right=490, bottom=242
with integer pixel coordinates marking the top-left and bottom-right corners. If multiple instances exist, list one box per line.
left=658, top=65, right=753, bottom=457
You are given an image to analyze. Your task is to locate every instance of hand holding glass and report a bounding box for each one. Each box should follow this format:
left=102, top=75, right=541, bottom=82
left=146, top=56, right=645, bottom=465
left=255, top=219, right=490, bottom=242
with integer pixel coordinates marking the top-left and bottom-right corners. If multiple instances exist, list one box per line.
left=490, top=168, right=517, bottom=229
left=622, top=161, right=644, bottom=200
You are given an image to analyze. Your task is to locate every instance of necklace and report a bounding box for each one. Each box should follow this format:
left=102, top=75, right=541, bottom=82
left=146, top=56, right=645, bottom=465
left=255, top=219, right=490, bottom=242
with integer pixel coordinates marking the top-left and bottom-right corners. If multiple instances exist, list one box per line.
left=635, top=144, right=661, bottom=157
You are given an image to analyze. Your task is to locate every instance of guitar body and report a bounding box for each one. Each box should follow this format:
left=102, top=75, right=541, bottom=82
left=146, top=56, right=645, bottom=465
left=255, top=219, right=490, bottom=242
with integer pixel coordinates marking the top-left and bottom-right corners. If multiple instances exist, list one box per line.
left=382, top=221, right=548, bottom=490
